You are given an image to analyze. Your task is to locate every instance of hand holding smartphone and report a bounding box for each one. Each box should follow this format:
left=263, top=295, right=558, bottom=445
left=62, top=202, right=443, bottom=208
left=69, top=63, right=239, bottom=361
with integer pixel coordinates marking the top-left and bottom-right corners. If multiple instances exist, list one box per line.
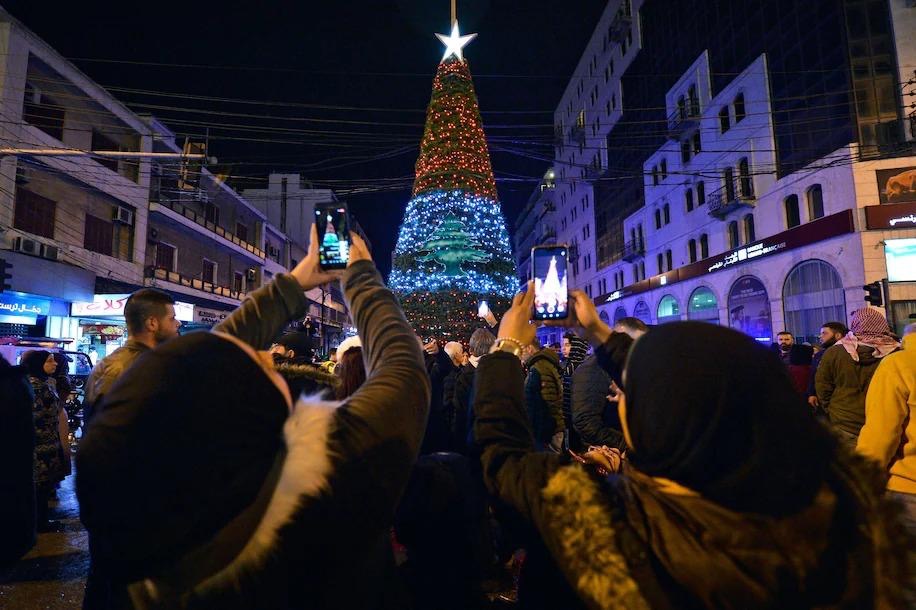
left=315, top=202, right=351, bottom=270
left=531, top=245, right=570, bottom=321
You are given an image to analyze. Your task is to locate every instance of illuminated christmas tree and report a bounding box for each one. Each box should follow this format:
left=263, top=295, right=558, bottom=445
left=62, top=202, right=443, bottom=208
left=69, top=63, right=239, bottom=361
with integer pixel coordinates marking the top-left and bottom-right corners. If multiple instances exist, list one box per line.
left=389, top=22, right=515, bottom=341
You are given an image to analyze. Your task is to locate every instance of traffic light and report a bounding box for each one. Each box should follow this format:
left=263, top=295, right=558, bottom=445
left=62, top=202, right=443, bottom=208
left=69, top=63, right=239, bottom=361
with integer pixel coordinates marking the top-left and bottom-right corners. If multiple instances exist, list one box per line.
left=864, top=281, right=883, bottom=307
left=0, top=258, right=11, bottom=293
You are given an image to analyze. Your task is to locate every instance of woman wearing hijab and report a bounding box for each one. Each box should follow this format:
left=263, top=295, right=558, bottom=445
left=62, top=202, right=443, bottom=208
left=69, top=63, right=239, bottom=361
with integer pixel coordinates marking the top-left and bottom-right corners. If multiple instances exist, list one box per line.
left=817, top=307, right=901, bottom=447
left=77, top=226, right=430, bottom=610
left=473, top=286, right=910, bottom=609
left=0, top=356, right=37, bottom=565
left=20, top=349, right=65, bottom=532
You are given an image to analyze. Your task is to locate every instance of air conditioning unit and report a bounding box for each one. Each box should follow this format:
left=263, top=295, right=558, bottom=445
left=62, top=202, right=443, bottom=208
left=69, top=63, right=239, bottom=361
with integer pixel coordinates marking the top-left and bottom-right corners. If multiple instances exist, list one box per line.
left=113, top=206, right=134, bottom=225
left=41, top=244, right=59, bottom=261
left=13, top=236, right=41, bottom=256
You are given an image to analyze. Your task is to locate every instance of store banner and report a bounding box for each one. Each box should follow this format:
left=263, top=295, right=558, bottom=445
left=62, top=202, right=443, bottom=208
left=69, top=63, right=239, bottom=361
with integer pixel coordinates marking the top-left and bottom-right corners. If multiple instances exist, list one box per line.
left=72, top=294, right=194, bottom=322
left=193, top=307, right=233, bottom=325
left=865, top=201, right=916, bottom=230
left=0, top=292, right=51, bottom=317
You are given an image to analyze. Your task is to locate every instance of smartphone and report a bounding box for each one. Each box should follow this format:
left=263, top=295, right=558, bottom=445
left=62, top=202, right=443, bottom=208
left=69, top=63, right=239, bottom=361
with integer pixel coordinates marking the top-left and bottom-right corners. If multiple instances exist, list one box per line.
left=531, top=245, right=569, bottom=320
left=477, top=300, right=490, bottom=317
left=314, top=202, right=351, bottom=270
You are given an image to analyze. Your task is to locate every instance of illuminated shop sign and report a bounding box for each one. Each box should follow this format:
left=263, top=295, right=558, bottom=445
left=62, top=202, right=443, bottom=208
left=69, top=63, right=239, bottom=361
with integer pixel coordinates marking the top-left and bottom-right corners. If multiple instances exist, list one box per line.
left=71, top=294, right=194, bottom=321
left=865, top=201, right=916, bottom=230
left=0, top=292, right=51, bottom=317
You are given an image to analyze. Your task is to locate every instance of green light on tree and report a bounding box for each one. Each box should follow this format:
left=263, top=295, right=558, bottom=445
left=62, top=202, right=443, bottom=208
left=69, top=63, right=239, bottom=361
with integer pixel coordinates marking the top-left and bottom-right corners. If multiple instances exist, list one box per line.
left=417, top=212, right=491, bottom=276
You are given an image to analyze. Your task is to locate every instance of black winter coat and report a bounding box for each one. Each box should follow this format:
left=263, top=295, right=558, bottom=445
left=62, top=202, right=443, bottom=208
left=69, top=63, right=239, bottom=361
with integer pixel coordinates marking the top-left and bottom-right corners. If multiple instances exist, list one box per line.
left=571, top=355, right=627, bottom=450
left=0, top=360, right=36, bottom=566
left=422, top=349, right=455, bottom=454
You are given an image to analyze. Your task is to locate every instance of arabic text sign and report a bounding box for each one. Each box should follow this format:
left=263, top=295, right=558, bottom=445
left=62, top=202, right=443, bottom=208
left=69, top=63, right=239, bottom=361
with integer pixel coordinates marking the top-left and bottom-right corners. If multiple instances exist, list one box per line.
left=865, top=201, right=916, bottom=230
left=0, top=293, right=51, bottom=317
left=72, top=294, right=194, bottom=322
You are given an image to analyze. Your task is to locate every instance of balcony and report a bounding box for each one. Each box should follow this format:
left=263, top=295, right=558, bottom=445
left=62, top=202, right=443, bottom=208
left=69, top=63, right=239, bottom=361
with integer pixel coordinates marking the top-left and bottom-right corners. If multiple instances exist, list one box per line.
left=568, top=124, right=586, bottom=145
left=621, top=239, right=645, bottom=262
left=668, top=100, right=701, bottom=139
left=607, top=6, right=632, bottom=44
left=149, top=198, right=266, bottom=263
left=706, top=180, right=756, bottom=219
left=144, top=266, right=246, bottom=305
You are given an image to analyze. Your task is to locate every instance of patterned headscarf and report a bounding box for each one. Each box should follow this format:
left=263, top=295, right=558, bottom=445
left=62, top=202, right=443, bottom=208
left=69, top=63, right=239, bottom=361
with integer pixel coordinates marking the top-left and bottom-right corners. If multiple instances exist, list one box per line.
left=837, top=307, right=900, bottom=362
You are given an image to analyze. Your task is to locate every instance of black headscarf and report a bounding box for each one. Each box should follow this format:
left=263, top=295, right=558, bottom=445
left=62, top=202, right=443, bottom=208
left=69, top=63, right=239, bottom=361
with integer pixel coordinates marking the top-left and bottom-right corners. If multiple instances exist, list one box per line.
left=623, top=322, right=835, bottom=517
left=789, top=344, right=814, bottom=366
left=19, top=350, right=51, bottom=381
left=76, top=331, right=290, bottom=582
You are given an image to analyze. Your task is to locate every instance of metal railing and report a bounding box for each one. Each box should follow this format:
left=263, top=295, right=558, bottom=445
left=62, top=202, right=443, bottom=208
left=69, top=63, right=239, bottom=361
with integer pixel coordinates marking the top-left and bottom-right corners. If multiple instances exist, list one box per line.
left=668, top=100, right=701, bottom=137
left=621, top=239, right=645, bottom=262
left=150, top=198, right=266, bottom=259
left=705, top=179, right=756, bottom=219
left=145, top=265, right=247, bottom=302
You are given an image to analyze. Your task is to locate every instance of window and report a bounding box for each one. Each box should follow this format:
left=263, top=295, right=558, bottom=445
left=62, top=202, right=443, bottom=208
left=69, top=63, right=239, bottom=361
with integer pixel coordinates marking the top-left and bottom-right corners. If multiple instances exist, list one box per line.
left=663, top=203, right=670, bottom=225
left=156, top=242, right=176, bottom=272
left=83, top=214, right=113, bottom=256
left=724, top=167, right=736, bottom=201
left=719, top=106, right=730, bottom=133
left=692, top=131, right=702, bottom=154
left=657, top=295, right=680, bottom=324
left=606, top=99, right=612, bottom=115
left=687, top=84, right=698, bottom=114
left=204, top=203, right=220, bottom=226
left=785, top=195, right=801, bottom=228
left=688, top=287, right=719, bottom=323
left=611, top=94, right=617, bottom=110
left=236, top=222, right=248, bottom=243
left=660, top=159, right=668, bottom=179
left=734, top=93, right=746, bottom=122
left=728, top=276, right=772, bottom=341
left=681, top=140, right=691, bottom=163
left=582, top=224, right=590, bottom=239
left=654, top=209, right=662, bottom=229
left=202, top=259, right=216, bottom=283
left=14, top=188, right=56, bottom=239
left=743, top=214, right=756, bottom=243
left=696, top=181, right=705, bottom=205
left=783, top=260, right=847, bottom=344
left=639, top=261, right=645, bottom=280
left=23, top=88, right=65, bottom=141
left=233, top=271, right=244, bottom=293
left=91, top=131, right=120, bottom=174
left=685, top=188, right=694, bottom=212
left=652, top=166, right=659, bottom=186
left=665, top=249, right=673, bottom=270
left=807, top=184, right=824, bottom=219
left=688, top=239, right=697, bottom=262
left=700, top=234, right=709, bottom=258
left=728, top=221, right=740, bottom=249
left=738, top=157, right=753, bottom=197
left=657, top=253, right=664, bottom=274
left=637, top=224, right=644, bottom=248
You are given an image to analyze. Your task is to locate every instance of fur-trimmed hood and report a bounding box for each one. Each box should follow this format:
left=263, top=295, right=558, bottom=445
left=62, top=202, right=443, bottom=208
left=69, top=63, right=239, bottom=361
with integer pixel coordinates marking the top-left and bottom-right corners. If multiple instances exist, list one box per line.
left=274, top=362, right=339, bottom=399
left=540, top=446, right=913, bottom=610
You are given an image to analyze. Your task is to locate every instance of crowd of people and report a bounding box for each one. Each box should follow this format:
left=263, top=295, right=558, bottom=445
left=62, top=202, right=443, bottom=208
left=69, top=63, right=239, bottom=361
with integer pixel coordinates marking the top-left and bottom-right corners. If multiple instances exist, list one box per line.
left=1, top=222, right=914, bottom=609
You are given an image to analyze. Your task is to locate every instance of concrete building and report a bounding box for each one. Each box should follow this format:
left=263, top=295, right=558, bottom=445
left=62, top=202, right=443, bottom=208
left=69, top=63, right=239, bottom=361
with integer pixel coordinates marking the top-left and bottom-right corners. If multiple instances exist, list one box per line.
left=0, top=6, right=154, bottom=350
left=551, top=0, right=644, bottom=300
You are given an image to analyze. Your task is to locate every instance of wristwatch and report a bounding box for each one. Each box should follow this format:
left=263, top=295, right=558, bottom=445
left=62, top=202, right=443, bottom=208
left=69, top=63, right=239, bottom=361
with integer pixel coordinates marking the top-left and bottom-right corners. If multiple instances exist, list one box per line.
left=490, top=337, right=524, bottom=358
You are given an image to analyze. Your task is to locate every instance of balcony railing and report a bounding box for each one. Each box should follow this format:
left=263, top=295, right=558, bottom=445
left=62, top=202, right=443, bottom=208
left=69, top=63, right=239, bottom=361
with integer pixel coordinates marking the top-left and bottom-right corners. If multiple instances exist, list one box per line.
left=145, top=266, right=247, bottom=302
left=706, top=179, right=756, bottom=219
left=621, top=239, right=645, bottom=262
left=668, top=100, right=701, bottom=138
left=150, top=198, right=266, bottom=259
left=607, top=7, right=632, bottom=44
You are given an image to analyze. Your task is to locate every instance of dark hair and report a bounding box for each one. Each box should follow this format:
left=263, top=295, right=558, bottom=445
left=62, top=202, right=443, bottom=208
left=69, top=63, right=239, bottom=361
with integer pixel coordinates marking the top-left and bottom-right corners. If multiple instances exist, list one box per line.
left=788, top=344, right=814, bottom=366
left=550, top=342, right=561, bottom=350
left=776, top=331, right=793, bottom=337
left=468, top=328, right=496, bottom=357
left=275, top=332, right=316, bottom=364
left=335, top=346, right=366, bottom=400
left=822, top=321, right=848, bottom=336
left=614, top=317, right=648, bottom=333
left=125, top=288, right=175, bottom=335
left=328, top=348, right=338, bottom=356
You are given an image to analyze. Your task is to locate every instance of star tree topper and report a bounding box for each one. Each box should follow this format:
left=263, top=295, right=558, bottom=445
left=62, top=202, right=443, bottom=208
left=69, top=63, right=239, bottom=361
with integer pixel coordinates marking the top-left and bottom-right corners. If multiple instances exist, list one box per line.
left=435, top=21, right=477, bottom=62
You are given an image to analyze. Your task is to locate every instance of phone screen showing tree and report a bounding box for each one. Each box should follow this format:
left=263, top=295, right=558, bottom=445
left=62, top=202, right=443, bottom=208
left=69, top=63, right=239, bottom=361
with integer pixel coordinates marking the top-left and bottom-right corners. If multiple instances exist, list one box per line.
left=532, top=246, right=569, bottom=320
left=315, top=204, right=351, bottom=270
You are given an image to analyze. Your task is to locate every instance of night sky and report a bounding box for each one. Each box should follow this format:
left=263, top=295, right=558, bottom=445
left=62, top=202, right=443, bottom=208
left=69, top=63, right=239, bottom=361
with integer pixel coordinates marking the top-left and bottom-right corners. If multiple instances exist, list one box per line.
left=5, top=0, right=606, bottom=274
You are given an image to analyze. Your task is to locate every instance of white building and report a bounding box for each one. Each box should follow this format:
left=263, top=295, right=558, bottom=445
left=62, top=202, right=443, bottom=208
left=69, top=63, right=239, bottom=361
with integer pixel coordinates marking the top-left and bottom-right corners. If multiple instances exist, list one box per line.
left=552, top=0, right=643, bottom=300
left=596, top=51, right=916, bottom=341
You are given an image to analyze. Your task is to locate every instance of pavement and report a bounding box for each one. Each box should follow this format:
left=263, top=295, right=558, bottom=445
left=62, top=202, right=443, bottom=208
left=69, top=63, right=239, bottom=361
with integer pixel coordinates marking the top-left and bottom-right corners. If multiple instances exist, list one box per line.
left=0, top=464, right=88, bottom=610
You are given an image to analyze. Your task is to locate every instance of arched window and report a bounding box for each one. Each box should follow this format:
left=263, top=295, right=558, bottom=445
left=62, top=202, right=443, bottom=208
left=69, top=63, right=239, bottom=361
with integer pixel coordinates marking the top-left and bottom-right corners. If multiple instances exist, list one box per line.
left=700, top=233, right=709, bottom=258
left=728, top=275, right=772, bottom=342
left=660, top=159, right=668, bottom=179
left=677, top=95, right=686, bottom=119
left=633, top=300, right=652, bottom=324
left=734, top=92, right=746, bottom=122
left=665, top=249, right=673, bottom=270
left=663, top=203, right=670, bottom=224
left=681, top=139, right=691, bottom=163
left=687, top=84, right=698, bottom=114
left=785, top=195, right=801, bottom=228
left=613, top=306, right=627, bottom=323
left=685, top=188, right=694, bottom=212
left=783, top=260, right=847, bottom=344
left=599, top=310, right=611, bottom=326
left=728, top=221, right=740, bottom=249
left=688, top=286, right=719, bottom=323
left=696, top=180, right=705, bottom=205
left=657, top=252, right=664, bottom=274
left=738, top=157, right=753, bottom=197
left=743, top=214, right=756, bottom=242
left=807, top=184, right=824, bottom=220
left=724, top=167, right=736, bottom=201
left=692, top=131, right=702, bottom=154
left=719, top=106, right=730, bottom=133
left=654, top=208, right=662, bottom=229
left=657, top=295, right=680, bottom=324
left=688, top=238, right=697, bottom=262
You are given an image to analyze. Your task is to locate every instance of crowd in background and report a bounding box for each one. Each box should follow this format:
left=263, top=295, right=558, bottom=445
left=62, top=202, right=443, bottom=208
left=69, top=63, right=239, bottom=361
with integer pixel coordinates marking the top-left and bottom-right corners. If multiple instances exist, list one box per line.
left=1, top=224, right=915, bottom=610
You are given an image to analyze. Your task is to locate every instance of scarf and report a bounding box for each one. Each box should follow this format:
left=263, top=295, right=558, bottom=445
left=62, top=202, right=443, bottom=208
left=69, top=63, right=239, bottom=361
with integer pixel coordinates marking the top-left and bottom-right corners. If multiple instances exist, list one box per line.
left=837, top=307, right=900, bottom=362
left=19, top=349, right=51, bottom=381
